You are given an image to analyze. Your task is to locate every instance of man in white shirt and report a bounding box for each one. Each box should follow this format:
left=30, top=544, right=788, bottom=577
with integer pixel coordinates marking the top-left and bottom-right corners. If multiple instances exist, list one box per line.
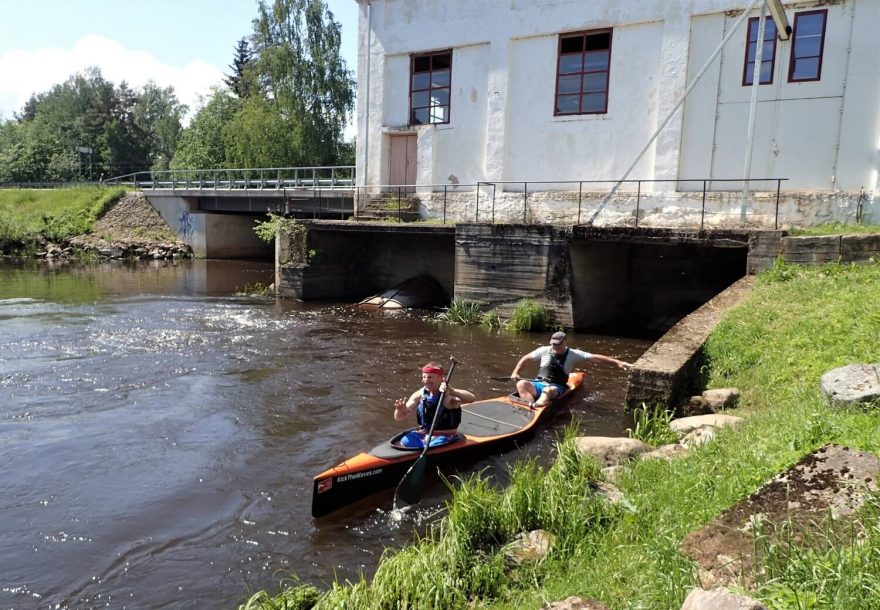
left=510, top=331, right=630, bottom=408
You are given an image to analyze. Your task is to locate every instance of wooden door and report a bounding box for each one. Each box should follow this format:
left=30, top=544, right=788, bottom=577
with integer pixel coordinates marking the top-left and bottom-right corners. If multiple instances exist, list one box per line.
left=389, top=134, right=417, bottom=191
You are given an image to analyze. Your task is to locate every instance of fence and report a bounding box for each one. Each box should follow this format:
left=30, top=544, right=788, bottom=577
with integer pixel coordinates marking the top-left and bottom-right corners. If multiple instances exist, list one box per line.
left=102, top=166, right=356, bottom=190
left=347, top=178, right=790, bottom=230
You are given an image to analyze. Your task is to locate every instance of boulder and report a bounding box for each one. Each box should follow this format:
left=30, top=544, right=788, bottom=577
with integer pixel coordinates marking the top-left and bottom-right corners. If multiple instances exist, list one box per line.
left=820, top=364, right=880, bottom=408
left=542, top=597, right=611, bottom=610
left=701, top=388, right=740, bottom=409
left=670, top=414, right=744, bottom=434
left=573, top=437, right=651, bottom=467
left=505, top=529, right=555, bottom=566
left=680, top=588, right=767, bottom=610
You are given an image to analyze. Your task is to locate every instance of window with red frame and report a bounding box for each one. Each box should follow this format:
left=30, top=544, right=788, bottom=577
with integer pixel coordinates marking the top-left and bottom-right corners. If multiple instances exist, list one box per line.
left=410, top=50, right=451, bottom=125
left=743, top=17, right=778, bottom=85
left=788, top=10, right=827, bottom=82
left=555, top=29, right=612, bottom=115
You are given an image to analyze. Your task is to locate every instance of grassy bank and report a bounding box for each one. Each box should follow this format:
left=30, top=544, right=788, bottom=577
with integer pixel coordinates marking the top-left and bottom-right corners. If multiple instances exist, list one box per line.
left=0, top=186, right=126, bottom=253
left=242, top=258, right=880, bottom=610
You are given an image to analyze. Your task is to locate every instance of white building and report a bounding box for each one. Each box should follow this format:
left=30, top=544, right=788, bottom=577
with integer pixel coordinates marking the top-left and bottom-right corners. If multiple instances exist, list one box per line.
left=354, top=0, right=879, bottom=227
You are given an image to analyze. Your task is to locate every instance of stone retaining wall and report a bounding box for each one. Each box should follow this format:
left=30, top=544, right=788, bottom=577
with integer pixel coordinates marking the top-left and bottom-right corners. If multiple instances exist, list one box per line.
left=625, top=277, right=755, bottom=413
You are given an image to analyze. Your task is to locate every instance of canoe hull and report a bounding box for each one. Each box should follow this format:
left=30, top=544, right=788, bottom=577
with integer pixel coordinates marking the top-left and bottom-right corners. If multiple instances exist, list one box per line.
left=311, top=372, right=585, bottom=518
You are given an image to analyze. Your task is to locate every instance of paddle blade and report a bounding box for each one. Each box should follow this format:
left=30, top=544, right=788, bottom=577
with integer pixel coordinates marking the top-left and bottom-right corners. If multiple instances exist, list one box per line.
left=395, top=455, right=427, bottom=507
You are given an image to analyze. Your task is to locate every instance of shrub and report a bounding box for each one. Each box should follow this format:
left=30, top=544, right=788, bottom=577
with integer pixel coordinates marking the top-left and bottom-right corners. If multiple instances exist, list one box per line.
left=507, top=299, right=551, bottom=332
left=438, top=299, right=483, bottom=325
left=626, top=404, right=679, bottom=446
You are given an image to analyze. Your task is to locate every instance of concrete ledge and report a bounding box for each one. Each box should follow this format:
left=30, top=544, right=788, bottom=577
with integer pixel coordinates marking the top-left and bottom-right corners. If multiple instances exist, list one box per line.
left=625, top=276, right=755, bottom=412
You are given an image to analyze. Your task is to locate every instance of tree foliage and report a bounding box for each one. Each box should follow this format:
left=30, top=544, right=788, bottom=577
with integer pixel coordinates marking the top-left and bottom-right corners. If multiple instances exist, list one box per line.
left=1, top=0, right=355, bottom=180
left=0, top=68, right=187, bottom=182
left=171, top=0, right=354, bottom=170
left=224, top=38, right=257, bottom=99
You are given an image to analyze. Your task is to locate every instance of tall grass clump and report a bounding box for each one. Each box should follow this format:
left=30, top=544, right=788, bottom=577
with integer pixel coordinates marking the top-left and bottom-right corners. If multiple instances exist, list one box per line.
left=627, top=404, right=679, bottom=446
left=438, top=299, right=484, bottom=325
left=507, top=299, right=551, bottom=332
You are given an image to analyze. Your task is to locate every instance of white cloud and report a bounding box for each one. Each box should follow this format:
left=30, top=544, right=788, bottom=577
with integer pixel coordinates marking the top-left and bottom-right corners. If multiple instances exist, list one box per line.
left=0, top=34, right=225, bottom=122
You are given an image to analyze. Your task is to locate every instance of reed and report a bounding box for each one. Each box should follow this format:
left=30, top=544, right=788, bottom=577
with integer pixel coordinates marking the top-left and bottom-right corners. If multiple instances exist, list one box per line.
left=438, top=299, right=484, bottom=325
left=627, top=404, right=679, bottom=447
left=507, top=299, right=551, bottom=332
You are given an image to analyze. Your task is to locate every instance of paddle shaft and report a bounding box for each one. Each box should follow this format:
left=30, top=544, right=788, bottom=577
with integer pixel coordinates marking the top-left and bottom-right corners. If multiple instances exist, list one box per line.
left=394, top=357, right=458, bottom=507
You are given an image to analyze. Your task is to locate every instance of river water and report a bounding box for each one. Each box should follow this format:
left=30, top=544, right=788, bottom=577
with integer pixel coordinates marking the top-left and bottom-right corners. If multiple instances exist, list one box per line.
left=0, top=259, right=651, bottom=609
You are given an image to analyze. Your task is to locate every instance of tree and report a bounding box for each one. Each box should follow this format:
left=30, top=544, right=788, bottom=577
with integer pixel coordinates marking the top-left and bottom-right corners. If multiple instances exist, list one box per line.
left=133, top=81, right=187, bottom=171
left=245, top=0, right=355, bottom=166
left=224, top=37, right=256, bottom=99
left=170, top=89, right=241, bottom=169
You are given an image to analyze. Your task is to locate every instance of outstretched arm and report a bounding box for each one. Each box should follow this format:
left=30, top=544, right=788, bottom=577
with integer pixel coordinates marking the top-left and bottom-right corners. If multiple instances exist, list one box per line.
left=588, top=354, right=631, bottom=370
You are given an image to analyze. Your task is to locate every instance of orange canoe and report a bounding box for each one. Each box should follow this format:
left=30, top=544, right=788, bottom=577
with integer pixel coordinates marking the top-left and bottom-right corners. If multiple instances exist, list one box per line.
left=311, top=372, right=585, bottom=518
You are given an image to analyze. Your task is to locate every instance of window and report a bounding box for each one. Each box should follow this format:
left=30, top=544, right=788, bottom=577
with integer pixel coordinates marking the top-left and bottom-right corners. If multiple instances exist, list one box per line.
left=555, top=29, right=612, bottom=115
left=410, top=50, right=451, bottom=125
left=788, top=10, right=827, bottom=82
left=743, top=17, right=777, bottom=85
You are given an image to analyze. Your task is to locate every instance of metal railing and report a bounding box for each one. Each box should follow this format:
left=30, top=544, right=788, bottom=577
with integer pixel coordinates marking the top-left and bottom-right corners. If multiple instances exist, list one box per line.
left=474, top=178, right=789, bottom=229
left=102, top=166, right=356, bottom=190
left=344, top=178, right=788, bottom=229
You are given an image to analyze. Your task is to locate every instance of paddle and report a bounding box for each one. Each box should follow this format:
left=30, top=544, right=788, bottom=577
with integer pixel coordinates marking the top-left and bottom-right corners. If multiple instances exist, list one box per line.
left=488, top=375, right=520, bottom=381
left=394, top=356, right=458, bottom=508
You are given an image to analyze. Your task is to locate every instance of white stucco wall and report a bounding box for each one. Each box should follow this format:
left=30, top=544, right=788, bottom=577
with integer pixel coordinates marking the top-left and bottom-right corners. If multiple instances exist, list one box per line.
left=356, top=0, right=880, bottom=224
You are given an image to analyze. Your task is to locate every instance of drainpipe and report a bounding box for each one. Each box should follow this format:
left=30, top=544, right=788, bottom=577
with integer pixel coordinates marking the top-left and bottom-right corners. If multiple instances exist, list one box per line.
left=359, top=0, right=373, bottom=218
left=742, top=0, right=768, bottom=227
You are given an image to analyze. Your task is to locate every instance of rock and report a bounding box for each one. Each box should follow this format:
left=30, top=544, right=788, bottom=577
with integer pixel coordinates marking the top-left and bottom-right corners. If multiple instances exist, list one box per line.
left=670, top=414, right=744, bottom=434
left=573, top=437, right=652, bottom=467
left=681, top=426, right=717, bottom=448
left=505, top=529, right=555, bottom=566
left=643, top=443, right=690, bottom=460
left=683, top=396, right=715, bottom=416
left=820, top=364, right=880, bottom=408
left=702, top=388, right=740, bottom=409
left=681, top=444, right=880, bottom=589
left=680, top=588, right=767, bottom=610
left=542, top=596, right=611, bottom=610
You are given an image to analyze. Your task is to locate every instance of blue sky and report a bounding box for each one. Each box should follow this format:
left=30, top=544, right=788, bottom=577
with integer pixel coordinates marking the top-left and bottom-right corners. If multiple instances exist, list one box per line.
left=0, top=0, right=359, bottom=126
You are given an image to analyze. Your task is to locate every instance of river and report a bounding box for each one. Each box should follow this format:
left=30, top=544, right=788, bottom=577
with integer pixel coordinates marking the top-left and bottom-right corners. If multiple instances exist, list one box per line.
left=0, top=259, right=651, bottom=609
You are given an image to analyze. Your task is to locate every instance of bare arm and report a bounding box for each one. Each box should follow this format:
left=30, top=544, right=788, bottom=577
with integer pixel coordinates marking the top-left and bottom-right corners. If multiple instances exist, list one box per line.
left=440, top=382, right=475, bottom=409
left=588, top=354, right=631, bottom=370
left=510, top=354, right=535, bottom=378
left=393, top=389, right=423, bottom=422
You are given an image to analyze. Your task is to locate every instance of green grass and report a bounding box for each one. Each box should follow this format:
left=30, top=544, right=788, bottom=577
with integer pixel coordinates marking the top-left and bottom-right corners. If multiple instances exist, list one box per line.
left=507, top=299, right=551, bottom=332
left=627, top=404, right=679, bottom=446
left=0, top=186, right=127, bottom=252
left=242, top=259, right=880, bottom=610
left=438, top=299, right=484, bottom=325
left=788, top=223, right=880, bottom=236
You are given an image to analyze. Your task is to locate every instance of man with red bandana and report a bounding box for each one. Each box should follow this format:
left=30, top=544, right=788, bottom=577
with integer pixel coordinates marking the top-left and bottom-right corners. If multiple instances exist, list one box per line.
left=393, top=362, right=475, bottom=448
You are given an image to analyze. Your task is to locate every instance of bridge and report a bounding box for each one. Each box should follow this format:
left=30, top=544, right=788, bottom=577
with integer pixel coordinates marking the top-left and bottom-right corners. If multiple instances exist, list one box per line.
left=104, top=166, right=357, bottom=258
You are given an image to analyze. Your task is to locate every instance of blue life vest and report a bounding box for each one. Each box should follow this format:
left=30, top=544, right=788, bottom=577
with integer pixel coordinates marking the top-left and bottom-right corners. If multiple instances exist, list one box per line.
left=417, top=388, right=461, bottom=431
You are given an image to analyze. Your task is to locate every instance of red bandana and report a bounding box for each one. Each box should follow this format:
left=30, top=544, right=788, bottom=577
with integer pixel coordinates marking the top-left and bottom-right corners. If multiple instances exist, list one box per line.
left=421, top=365, right=444, bottom=376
